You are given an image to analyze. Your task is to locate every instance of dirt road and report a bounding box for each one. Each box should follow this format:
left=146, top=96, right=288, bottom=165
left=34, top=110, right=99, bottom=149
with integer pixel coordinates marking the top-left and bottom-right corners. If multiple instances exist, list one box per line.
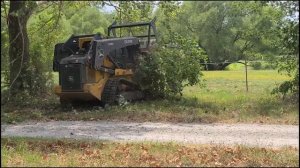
left=1, top=121, right=299, bottom=148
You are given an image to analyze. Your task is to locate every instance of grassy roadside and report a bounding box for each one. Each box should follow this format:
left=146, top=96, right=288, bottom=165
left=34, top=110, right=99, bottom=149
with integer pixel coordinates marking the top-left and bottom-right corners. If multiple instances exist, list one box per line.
left=1, top=137, right=298, bottom=167
left=1, top=70, right=298, bottom=125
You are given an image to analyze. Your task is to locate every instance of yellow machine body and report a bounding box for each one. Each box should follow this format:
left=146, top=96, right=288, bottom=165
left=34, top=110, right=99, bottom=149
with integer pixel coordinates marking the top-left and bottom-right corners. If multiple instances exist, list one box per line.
left=54, top=37, right=134, bottom=102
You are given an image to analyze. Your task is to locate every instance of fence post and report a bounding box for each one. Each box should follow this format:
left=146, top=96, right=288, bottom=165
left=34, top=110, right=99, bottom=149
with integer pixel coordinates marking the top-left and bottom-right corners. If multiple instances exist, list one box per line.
left=245, top=59, right=248, bottom=92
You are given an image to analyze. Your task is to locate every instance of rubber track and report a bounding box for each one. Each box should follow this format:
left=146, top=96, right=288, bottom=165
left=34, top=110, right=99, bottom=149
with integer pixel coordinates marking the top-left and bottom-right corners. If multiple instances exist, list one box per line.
left=101, top=79, right=119, bottom=105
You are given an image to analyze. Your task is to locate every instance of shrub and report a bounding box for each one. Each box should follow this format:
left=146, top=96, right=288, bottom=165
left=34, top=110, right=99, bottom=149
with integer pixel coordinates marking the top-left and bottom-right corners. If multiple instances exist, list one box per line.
left=134, top=34, right=207, bottom=98
left=272, top=70, right=299, bottom=101
left=250, top=62, right=262, bottom=70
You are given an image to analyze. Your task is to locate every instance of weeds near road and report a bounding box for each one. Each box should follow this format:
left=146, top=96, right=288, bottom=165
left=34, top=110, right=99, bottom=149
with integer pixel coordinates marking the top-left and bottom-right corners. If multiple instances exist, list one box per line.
left=1, top=137, right=298, bottom=167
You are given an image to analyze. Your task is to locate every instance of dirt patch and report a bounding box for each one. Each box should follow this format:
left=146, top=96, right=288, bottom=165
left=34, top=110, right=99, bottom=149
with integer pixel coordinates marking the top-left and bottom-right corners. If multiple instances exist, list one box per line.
left=1, top=121, right=299, bottom=148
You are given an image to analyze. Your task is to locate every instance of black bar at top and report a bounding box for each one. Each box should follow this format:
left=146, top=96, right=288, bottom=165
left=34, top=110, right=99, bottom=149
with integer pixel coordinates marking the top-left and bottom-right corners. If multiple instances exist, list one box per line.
left=109, top=22, right=152, bottom=29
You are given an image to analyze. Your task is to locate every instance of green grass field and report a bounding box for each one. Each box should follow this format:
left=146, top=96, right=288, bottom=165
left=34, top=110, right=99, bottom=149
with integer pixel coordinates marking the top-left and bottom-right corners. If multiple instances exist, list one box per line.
left=1, top=70, right=298, bottom=124
left=1, top=137, right=298, bottom=167
left=182, top=70, right=297, bottom=124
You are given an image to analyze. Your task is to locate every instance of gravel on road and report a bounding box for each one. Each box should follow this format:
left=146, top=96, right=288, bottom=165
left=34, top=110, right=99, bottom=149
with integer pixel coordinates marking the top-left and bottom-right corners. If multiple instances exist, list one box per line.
left=1, top=121, right=299, bottom=148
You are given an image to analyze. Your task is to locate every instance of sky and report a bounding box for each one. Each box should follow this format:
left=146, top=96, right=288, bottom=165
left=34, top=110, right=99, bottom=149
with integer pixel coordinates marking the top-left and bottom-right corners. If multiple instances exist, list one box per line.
left=102, top=4, right=115, bottom=13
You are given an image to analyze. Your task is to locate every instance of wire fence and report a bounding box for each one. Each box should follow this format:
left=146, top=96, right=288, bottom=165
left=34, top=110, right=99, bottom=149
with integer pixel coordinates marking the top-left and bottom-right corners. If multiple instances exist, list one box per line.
left=199, top=60, right=273, bottom=65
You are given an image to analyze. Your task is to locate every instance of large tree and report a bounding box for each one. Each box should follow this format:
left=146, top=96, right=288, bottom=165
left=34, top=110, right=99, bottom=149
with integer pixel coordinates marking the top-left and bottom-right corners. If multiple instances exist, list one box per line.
left=272, top=1, right=299, bottom=98
left=5, top=1, right=96, bottom=96
left=7, top=1, right=37, bottom=95
left=155, top=1, right=283, bottom=69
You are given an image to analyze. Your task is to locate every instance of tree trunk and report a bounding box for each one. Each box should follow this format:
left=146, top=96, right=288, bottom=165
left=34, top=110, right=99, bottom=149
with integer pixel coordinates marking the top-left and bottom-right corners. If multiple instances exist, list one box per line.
left=8, top=1, right=33, bottom=95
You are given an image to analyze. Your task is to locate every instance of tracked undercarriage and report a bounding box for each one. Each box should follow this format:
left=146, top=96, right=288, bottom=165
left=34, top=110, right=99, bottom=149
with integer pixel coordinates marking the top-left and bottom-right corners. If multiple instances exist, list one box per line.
left=101, top=78, right=144, bottom=105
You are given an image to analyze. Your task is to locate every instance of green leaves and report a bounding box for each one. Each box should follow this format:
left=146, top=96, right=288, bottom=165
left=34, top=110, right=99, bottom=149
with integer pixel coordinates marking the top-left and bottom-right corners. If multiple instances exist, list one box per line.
left=156, top=1, right=285, bottom=64
left=114, top=1, right=154, bottom=23
left=66, top=6, right=111, bottom=35
left=110, top=1, right=207, bottom=98
left=271, top=1, right=299, bottom=98
left=135, top=34, right=207, bottom=98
